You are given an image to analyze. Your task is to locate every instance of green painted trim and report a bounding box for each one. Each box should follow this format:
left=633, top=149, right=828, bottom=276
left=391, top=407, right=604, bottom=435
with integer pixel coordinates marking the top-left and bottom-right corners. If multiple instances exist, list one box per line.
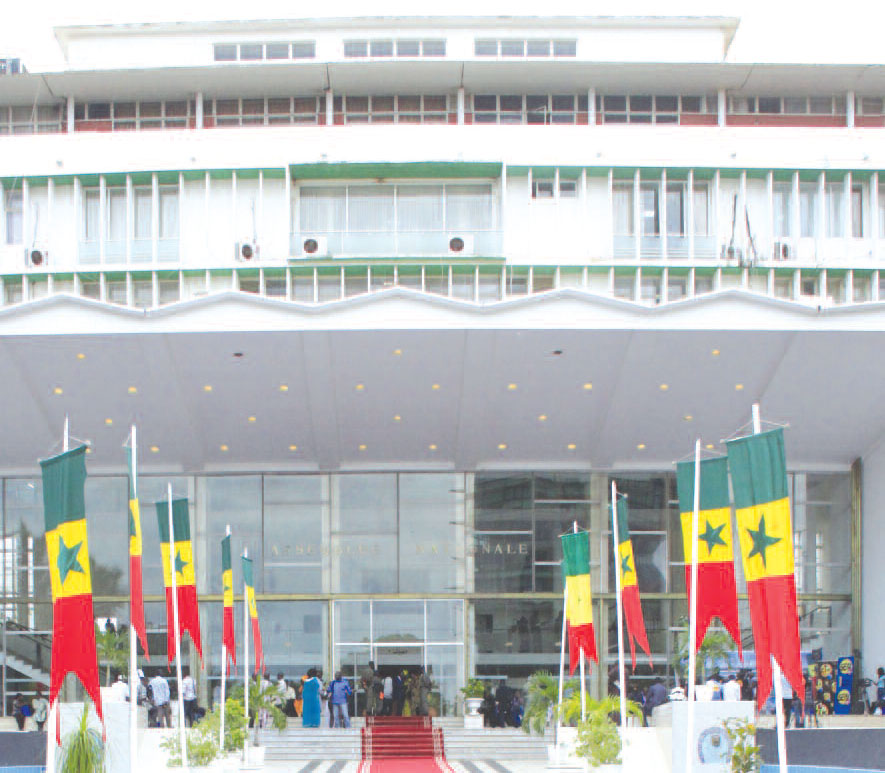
left=79, top=174, right=100, bottom=187
left=641, top=266, right=663, bottom=276
left=25, top=177, right=49, bottom=187
left=130, top=172, right=152, bottom=185
left=290, top=162, right=503, bottom=180
left=799, top=170, right=821, bottom=183
left=104, top=173, right=127, bottom=186
left=157, top=171, right=179, bottom=184
left=209, top=169, right=234, bottom=181
left=236, top=268, right=260, bottom=278
left=157, top=270, right=179, bottom=280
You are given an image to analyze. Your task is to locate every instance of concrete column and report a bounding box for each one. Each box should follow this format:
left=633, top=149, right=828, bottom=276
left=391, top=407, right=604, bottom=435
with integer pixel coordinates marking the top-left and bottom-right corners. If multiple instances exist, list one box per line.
left=587, top=87, right=596, bottom=125
left=456, top=87, right=465, bottom=125
left=66, top=96, right=75, bottom=133
left=846, top=91, right=855, bottom=128
left=717, top=88, right=727, bottom=128
left=325, top=89, right=334, bottom=126
left=195, top=92, right=204, bottom=129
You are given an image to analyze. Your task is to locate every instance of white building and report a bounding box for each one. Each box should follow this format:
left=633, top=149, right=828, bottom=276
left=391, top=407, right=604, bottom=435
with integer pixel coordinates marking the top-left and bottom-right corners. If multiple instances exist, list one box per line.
left=1, top=15, right=882, bottom=713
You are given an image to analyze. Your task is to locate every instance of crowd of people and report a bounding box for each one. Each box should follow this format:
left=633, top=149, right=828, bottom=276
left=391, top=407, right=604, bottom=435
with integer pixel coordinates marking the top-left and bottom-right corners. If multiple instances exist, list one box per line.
left=479, top=683, right=525, bottom=728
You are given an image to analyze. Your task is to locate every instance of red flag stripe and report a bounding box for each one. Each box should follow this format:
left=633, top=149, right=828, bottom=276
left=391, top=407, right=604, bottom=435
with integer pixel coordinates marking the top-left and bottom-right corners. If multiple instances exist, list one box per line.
left=621, top=585, right=652, bottom=670
left=684, top=561, right=743, bottom=656
left=164, top=585, right=203, bottom=665
left=129, top=555, right=150, bottom=660
left=747, top=574, right=804, bottom=708
left=566, top=623, right=598, bottom=675
left=251, top=617, right=264, bottom=675
left=50, top=594, right=104, bottom=723
left=222, top=605, right=237, bottom=676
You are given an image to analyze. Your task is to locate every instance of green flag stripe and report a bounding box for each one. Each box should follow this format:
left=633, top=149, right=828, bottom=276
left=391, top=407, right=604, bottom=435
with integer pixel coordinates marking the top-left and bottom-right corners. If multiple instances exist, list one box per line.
left=726, top=428, right=788, bottom=509
left=609, top=497, right=630, bottom=544
left=222, top=535, right=231, bottom=573
left=242, top=555, right=254, bottom=588
left=676, top=457, right=730, bottom=514
left=155, top=498, right=191, bottom=543
left=560, top=532, right=590, bottom=578
left=40, top=446, right=88, bottom=531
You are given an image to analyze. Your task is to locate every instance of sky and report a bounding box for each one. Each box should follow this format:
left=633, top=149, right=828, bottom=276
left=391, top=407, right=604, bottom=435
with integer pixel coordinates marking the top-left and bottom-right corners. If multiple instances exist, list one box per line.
left=3, top=0, right=885, bottom=70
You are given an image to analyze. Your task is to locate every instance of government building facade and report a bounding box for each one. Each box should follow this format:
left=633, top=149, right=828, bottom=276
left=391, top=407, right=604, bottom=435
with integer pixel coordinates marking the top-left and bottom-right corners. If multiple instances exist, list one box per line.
left=0, top=15, right=881, bottom=715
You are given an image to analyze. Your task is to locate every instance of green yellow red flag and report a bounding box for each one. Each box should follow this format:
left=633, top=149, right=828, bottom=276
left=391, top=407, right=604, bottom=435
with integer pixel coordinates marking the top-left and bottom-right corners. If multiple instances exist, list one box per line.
left=126, top=440, right=149, bottom=659
left=242, top=555, right=263, bottom=675
left=561, top=531, right=598, bottom=673
left=41, top=445, right=104, bottom=732
left=676, top=457, right=742, bottom=654
left=613, top=496, right=651, bottom=669
left=155, top=498, right=203, bottom=664
left=726, top=427, right=802, bottom=706
left=221, top=535, right=237, bottom=674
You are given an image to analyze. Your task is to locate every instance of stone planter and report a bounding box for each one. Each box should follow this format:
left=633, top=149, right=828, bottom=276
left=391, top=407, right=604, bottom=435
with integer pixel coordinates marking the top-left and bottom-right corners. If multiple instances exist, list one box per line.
left=464, top=697, right=483, bottom=716
left=548, top=726, right=583, bottom=767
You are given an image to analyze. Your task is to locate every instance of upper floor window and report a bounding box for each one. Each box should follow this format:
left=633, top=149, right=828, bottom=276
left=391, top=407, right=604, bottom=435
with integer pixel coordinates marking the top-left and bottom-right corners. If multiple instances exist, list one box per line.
left=799, top=183, right=818, bottom=238
left=81, top=184, right=178, bottom=252
left=0, top=104, right=64, bottom=135
left=612, top=180, right=709, bottom=237
left=773, top=183, right=792, bottom=238
left=4, top=189, right=22, bottom=244
left=75, top=100, right=193, bottom=131
left=344, top=39, right=445, bottom=58
left=208, top=96, right=321, bottom=127
left=472, top=94, right=588, bottom=124
left=729, top=95, right=845, bottom=115
left=597, top=94, right=716, bottom=124
left=213, top=41, right=316, bottom=62
left=474, top=38, right=576, bottom=57
left=856, top=97, right=884, bottom=116
left=333, top=95, right=449, bottom=124
left=826, top=183, right=864, bottom=238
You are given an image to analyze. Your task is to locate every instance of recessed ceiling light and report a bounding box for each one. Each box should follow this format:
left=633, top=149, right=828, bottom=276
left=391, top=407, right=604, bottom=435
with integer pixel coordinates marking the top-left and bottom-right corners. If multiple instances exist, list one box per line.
left=567, top=443, right=577, bottom=450
left=85, top=447, right=92, bottom=454
left=128, top=386, right=137, bottom=394
left=150, top=445, right=159, bottom=453
left=248, top=416, right=257, bottom=423
left=288, top=444, right=298, bottom=451
left=203, top=385, right=213, bottom=392
left=705, top=443, right=715, bottom=450
left=220, top=444, right=229, bottom=452
left=355, top=383, right=365, bottom=391
left=583, top=383, right=593, bottom=391
left=507, top=383, right=518, bottom=391
left=393, top=349, right=402, bottom=356
left=53, top=387, right=63, bottom=395
left=538, top=414, right=547, bottom=421
left=683, top=414, right=693, bottom=421
left=76, top=353, right=86, bottom=360
left=428, top=443, right=437, bottom=451
left=279, top=384, right=289, bottom=392
left=659, top=384, right=669, bottom=391
left=735, top=383, right=744, bottom=391
left=712, top=349, right=720, bottom=356
left=104, top=418, right=113, bottom=426
left=358, top=444, right=367, bottom=451
left=637, top=443, right=646, bottom=450
left=431, top=383, right=441, bottom=391
left=497, top=443, right=508, bottom=450
left=393, top=415, right=402, bottom=422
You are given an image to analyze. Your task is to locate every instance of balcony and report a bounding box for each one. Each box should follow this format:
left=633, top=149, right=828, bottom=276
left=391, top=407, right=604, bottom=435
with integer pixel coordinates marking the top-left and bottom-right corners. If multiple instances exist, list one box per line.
left=289, top=230, right=503, bottom=259
left=613, top=234, right=718, bottom=260
left=77, top=238, right=179, bottom=265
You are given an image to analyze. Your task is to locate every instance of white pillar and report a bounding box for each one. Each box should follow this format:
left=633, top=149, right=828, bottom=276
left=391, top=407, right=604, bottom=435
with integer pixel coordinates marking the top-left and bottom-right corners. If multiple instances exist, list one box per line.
left=99, top=175, right=106, bottom=264
left=587, top=87, right=596, bottom=125
left=456, top=87, right=465, bottom=125
left=634, top=169, right=641, bottom=261
left=791, top=171, right=801, bottom=244
left=767, top=171, right=775, bottom=259
left=660, top=169, right=668, bottom=260
left=872, top=173, right=880, bottom=260
left=846, top=91, right=855, bottom=128
left=66, top=96, right=75, bottom=133
left=713, top=170, right=721, bottom=254
left=195, top=92, right=204, bottom=129
left=739, top=171, right=748, bottom=256
left=844, top=172, right=853, bottom=241
left=687, top=170, right=695, bottom=260
left=717, top=89, right=727, bottom=128
left=151, top=174, right=159, bottom=264
left=325, top=89, right=334, bottom=126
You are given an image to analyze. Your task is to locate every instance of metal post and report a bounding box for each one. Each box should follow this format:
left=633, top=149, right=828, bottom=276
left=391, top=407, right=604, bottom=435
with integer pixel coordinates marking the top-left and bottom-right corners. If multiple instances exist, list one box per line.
left=219, top=524, right=230, bottom=751
left=686, top=439, right=702, bottom=773
left=129, top=425, right=138, bottom=773
left=752, top=404, right=789, bottom=773
left=243, top=547, right=250, bottom=765
left=168, top=484, right=188, bottom=770
left=610, top=481, right=627, bottom=730
left=555, top=582, right=567, bottom=753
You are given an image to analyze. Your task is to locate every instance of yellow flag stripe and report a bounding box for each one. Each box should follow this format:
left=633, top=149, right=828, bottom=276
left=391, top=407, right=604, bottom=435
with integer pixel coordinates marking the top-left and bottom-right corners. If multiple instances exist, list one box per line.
left=565, top=574, right=593, bottom=627
left=246, top=585, right=258, bottom=619
left=47, top=520, right=93, bottom=599
left=160, top=539, right=196, bottom=587
left=680, top=506, right=734, bottom=564
left=618, top=541, right=637, bottom=588
left=223, top=569, right=234, bottom=607
left=736, top=497, right=794, bottom=582
left=129, top=499, right=142, bottom=557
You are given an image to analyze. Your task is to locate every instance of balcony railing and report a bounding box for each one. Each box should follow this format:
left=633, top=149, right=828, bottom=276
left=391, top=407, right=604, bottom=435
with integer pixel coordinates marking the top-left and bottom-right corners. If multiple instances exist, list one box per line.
left=77, top=238, right=180, bottom=265
left=289, top=230, right=503, bottom=259
left=613, top=234, right=718, bottom=260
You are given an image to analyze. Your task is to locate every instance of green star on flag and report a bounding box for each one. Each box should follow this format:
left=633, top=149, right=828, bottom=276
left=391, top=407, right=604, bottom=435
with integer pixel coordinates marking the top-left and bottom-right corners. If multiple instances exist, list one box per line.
left=620, top=552, right=633, bottom=578
left=57, top=536, right=85, bottom=585
left=175, top=549, right=189, bottom=576
left=746, top=514, right=781, bottom=567
left=698, top=521, right=727, bottom=555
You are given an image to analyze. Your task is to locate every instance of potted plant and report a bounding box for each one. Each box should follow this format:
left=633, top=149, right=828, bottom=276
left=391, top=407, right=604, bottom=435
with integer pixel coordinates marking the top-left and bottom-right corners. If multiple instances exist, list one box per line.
left=58, top=703, right=104, bottom=773
left=460, top=678, right=485, bottom=716
left=723, top=719, right=761, bottom=773
left=556, top=693, right=643, bottom=769
left=522, top=671, right=580, bottom=736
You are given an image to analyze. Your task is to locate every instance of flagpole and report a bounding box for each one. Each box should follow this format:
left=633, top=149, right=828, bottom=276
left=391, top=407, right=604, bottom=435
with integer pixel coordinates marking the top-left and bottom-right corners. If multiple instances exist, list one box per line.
left=46, top=420, right=70, bottom=773
left=686, top=438, right=702, bottom=773
left=573, top=521, right=586, bottom=722
left=610, top=481, right=627, bottom=731
left=129, top=426, right=138, bottom=773
left=555, top=578, right=567, bottom=755
left=752, top=403, right=788, bottom=773
left=243, top=547, right=250, bottom=766
left=219, top=525, right=230, bottom=751
left=168, top=484, right=188, bottom=770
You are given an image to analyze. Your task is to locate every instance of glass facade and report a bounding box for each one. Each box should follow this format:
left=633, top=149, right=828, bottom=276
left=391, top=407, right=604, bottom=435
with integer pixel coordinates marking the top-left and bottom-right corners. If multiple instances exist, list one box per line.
left=0, top=470, right=854, bottom=714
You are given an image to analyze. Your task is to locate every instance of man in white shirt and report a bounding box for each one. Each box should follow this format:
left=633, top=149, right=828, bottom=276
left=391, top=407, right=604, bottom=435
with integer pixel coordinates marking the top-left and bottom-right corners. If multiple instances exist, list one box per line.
left=182, top=670, right=197, bottom=727
left=110, top=674, right=129, bottom=702
left=149, top=673, right=171, bottom=728
left=382, top=674, right=393, bottom=716
left=722, top=674, right=741, bottom=702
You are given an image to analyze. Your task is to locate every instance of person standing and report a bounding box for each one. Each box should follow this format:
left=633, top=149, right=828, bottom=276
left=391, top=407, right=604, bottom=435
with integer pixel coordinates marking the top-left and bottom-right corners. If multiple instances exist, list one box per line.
left=417, top=667, right=433, bottom=716
left=32, top=689, right=49, bottom=732
left=392, top=672, right=404, bottom=716
left=361, top=661, right=378, bottom=717
left=330, top=671, right=353, bottom=728
left=110, top=673, right=130, bottom=702
left=722, top=674, right=741, bottom=702
left=876, top=667, right=885, bottom=714
left=12, top=694, right=27, bottom=731
left=182, top=670, right=197, bottom=727
left=150, top=672, right=172, bottom=728
left=644, top=677, right=668, bottom=726
left=381, top=673, right=393, bottom=716
left=301, top=669, right=322, bottom=728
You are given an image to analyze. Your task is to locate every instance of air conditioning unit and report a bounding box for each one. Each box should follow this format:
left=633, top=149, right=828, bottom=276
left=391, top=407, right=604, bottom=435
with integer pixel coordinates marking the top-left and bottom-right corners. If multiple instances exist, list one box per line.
left=25, top=245, right=49, bottom=267
left=447, top=234, right=475, bottom=256
left=772, top=241, right=791, bottom=261
left=235, top=240, right=259, bottom=261
left=300, top=235, right=329, bottom=258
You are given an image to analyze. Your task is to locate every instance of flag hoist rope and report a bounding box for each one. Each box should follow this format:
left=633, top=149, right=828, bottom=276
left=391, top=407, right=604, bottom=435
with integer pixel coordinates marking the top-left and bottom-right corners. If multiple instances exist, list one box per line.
left=685, top=438, right=701, bottom=773
left=168, top=483, right=189, bottom=771
left=610, top=480, right=627, bottom=730
left=129, top=425, right=138, bottom=773
left=752, top=403, right=788, bottom=773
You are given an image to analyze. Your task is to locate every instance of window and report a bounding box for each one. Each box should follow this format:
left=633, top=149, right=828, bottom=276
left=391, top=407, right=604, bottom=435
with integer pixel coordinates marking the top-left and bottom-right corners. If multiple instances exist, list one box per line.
left=292, top=41, right=316, bottom=59
left=552, top=39, right=577, bottom=56
left=559, top=180, right=578, bottom=198
left=336, top=95, right=447, bottom=124
left=0, top=104, right=63, bottom=135
left=82, top=189, right=101, bottom=243
left=598, top=94, right=704, bottom=124
left=346, top=39, right=442, bottom=58
left=265, top=42, right=289, bottom=60
left=640, top=184, right=660, bottom=236
left=852, top=185, right=863, bottom=238
left=501, top=40, right=525, bottom=57
left=397, top=39, right=420, bottom=56
left=239, top=43, right=263, bottom=61
left=106, top=188, right=126, bottom=242
left=134, top=188, right=152, bottom=240
left=773, top=182, right=792, bottom=238
left=4, top=189, right=22, bottom=244
left=826, top=183, right=845, bottom=238
left=214, top=40, right=315, bottom=62
left=159, top=187, right=179, bottom=239
left=531, top=180, right=554, bottom=199
left=474, top=38, right=576, bottom=57
left=693, top=184, right=709, bottom=235
left=666, top=184, right=685, bottom=236
left=471, top=94, right=586, bottom=124
left=799, top=183, right=818, bottom=238
left=474, top=39, right=497, bottom=56
left=613, top=183, right=634, bottom=236
left=214, top=44, right=237, bottom=61
left=209, top=96, right=321, bottom=126
left=369, top=40, right=393, bottom=57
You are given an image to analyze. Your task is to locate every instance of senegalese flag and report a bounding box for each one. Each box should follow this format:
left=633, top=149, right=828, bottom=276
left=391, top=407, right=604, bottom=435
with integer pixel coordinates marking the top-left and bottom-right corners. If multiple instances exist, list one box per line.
left=726, top=427, right=803, bottom=707
left=613, top=496, right=651, bottom=669
left=155, top=498, right=203, bottom=665
left=41, top=446, right=104, bottom=732
left=242, top=555, right=263, bottom=675
left=676, top=457, right=742, bottom=654
left=561, top=531, right=598, bottom=674
left=221, top=535, right=237, bottom=675
left=126, top=439, right=149, bottom=659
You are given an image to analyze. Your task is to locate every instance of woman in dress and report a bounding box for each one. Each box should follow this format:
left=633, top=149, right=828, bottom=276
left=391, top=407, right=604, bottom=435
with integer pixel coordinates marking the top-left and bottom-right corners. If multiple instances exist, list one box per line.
left=301, top=668, right=322, bottom=728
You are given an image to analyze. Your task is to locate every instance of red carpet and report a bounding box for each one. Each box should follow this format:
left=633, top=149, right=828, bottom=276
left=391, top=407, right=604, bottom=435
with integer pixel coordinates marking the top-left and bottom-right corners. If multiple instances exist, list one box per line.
left=359, top=717, right=452, bottom=773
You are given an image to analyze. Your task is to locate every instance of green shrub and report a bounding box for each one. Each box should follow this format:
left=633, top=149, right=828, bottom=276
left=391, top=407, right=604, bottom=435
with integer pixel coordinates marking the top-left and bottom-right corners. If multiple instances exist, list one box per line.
left=58, top=703, right=104, bottom=773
